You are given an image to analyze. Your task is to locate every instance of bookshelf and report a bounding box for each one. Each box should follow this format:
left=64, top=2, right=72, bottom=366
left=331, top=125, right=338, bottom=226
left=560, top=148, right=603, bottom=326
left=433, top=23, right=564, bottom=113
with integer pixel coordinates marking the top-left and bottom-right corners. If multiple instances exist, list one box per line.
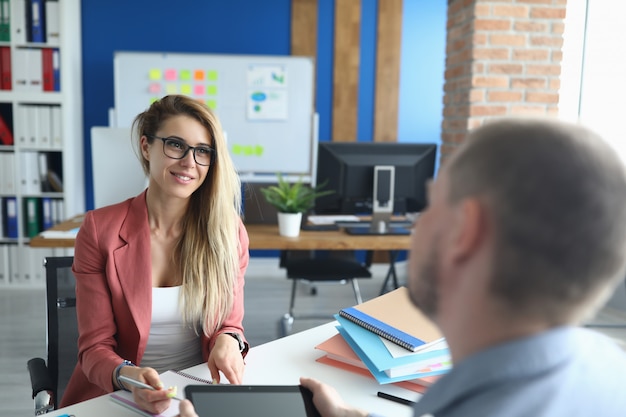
left=0, top=0, right=83, bottom=288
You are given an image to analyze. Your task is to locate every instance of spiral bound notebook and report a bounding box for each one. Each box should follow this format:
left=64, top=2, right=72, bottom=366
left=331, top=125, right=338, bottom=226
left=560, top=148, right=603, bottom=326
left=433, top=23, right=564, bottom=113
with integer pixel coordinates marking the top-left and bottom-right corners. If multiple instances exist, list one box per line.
left=338, top=286, right=443, bottom=352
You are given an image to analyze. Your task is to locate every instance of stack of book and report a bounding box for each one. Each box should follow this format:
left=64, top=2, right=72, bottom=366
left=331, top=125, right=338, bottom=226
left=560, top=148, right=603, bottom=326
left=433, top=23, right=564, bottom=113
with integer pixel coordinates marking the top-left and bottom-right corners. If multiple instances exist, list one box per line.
left=315, top=287, right=451, bottom=393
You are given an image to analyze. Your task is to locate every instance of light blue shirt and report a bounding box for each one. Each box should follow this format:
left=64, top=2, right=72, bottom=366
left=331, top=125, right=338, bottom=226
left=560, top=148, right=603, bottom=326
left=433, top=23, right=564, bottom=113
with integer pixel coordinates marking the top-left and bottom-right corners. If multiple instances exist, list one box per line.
left=406, top=326, right=626, bottom=417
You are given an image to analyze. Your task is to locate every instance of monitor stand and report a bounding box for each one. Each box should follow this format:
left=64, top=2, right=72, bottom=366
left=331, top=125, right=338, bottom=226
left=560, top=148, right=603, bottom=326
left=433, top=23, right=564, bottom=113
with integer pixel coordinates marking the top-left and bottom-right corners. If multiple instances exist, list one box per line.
left=344, top=165, right=410, bottom=235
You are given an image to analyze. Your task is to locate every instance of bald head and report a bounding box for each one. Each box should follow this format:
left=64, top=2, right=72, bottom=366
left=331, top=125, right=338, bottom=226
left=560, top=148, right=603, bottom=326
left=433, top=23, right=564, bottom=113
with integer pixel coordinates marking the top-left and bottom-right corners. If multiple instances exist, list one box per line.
left=446, top=117, right=626, bottom=323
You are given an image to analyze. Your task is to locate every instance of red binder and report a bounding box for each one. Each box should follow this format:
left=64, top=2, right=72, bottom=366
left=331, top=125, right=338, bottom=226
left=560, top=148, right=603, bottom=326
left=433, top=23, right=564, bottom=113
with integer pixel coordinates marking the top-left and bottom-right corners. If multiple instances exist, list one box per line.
left=0, top=114, right=14, bottom=145
left=42, top=48, right=54, bottom=91
left=0, top=46, right=11, bottom=90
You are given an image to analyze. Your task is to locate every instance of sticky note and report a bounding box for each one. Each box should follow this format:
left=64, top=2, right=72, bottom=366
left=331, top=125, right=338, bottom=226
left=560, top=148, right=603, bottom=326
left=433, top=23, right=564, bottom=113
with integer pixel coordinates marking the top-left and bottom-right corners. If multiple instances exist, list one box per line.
left=207, top=70, right=218, bottom=81
left=194, top=85, right=205, bottom=95
left=232, top=144, right=242, bottom=155
left=165, top=84, right=178, bottom=94
left=164, top=69, right=177, bottom=81
left=148, top=83, right=161, bottom=94
left=180, top=70, right=191, bottom=81
left=194, top=70, right=204, bottom=81
left=180, top=84, right=192, bottom=95
left=206, top=100, right=217, bottom=110
left=254, top=145, right=264, bottom=156
left=206, top=85, right=217, bottom=95
left=149, top=69, right=162, bottom=80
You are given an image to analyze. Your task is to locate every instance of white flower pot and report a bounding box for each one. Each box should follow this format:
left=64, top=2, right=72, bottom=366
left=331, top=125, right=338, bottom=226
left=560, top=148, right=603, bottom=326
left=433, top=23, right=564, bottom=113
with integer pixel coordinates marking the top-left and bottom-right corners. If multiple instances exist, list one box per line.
left=277, top=212, right=303, bottom=237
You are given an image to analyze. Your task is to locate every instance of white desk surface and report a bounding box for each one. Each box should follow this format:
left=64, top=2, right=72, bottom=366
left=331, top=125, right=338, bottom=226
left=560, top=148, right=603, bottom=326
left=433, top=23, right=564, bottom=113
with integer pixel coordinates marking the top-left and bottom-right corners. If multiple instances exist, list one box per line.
left=47, top=321, right=417, bottom=417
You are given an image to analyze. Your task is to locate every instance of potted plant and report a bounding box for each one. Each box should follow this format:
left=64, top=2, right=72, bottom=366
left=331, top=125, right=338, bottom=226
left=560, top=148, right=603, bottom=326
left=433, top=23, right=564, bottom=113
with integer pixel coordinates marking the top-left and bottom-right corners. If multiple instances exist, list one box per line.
left=261, top=174, right=333, bottom=237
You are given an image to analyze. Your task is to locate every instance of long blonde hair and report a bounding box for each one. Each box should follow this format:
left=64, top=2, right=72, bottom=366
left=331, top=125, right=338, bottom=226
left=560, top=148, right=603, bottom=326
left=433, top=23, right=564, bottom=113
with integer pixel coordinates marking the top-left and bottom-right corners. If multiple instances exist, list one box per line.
left=132, top=95, right=243, bottom=335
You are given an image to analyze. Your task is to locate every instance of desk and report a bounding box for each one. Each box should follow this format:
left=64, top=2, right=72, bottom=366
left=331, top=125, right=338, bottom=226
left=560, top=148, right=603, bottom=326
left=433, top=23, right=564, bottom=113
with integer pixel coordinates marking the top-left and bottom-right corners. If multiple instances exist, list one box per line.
left=46, top=322, right=416, bottom=417
left=30, top=216, right=411, bottom=292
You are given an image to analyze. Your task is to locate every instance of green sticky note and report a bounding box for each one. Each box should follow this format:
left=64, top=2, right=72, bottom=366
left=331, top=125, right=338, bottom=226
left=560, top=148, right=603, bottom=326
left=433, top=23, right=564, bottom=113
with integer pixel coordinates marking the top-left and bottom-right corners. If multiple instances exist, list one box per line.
left=149, top=69, right=162, bottom=80
left=206, top=85, right=218, bottom=95
left=232, top=144, right=242, bottom=155
left=180, top=70, right=191, bottom=81
left=207, top=70, right=218, bottom=81
left=243, top=146, right=254, bottom=156
left=206, top=99, right=217, bottom=110
left=180, top=84, right=192, bottom=95
left=254, top=145, right=264, bottom=156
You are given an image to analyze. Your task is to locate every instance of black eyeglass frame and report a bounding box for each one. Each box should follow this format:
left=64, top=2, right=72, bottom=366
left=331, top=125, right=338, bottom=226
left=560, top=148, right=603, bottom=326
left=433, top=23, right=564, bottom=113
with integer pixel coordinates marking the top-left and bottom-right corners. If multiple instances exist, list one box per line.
left=145, top=134, right=216, bottom=167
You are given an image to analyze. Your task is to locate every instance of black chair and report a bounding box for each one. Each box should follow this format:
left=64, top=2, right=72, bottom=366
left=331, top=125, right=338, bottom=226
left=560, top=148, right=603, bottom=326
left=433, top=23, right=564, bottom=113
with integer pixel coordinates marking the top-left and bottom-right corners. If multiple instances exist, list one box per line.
left=27, top=256, right=77, bottom=415
left=279, top=250, right=372, bottom=335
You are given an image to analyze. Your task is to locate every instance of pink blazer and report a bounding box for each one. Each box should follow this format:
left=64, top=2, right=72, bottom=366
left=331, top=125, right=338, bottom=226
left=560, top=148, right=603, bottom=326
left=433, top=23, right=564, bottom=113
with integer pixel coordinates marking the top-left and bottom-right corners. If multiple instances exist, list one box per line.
left=61, top=191, right=250, bottom=406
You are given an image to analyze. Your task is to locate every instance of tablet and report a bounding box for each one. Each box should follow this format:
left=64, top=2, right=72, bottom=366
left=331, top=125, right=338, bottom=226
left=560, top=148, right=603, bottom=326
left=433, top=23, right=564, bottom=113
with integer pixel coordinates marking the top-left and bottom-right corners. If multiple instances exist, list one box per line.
left=184, top=384, right=321, bottom=417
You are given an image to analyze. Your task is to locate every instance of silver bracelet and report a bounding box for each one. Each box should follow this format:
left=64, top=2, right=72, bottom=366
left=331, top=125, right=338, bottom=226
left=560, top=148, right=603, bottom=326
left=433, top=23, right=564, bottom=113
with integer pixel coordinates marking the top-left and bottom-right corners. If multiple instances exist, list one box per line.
left=115, top=360, right=135, bottom=391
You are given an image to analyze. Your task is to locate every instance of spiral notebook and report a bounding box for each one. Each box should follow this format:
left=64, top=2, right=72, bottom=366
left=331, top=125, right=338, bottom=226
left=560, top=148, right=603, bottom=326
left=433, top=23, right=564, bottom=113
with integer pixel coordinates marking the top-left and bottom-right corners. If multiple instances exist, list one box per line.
left=338, top=286, right=443, bottom=352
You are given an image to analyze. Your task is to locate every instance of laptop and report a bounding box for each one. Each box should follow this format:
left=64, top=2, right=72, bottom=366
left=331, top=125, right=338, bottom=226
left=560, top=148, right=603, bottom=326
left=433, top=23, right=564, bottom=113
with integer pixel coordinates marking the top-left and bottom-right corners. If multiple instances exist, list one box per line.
left=185, top=384, right=320, bottom=417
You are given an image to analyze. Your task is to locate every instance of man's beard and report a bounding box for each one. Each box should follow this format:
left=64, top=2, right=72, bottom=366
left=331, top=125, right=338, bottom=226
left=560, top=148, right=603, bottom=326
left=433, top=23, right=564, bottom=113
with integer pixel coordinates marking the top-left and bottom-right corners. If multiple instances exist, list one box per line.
left=408, top=242, right=439, bottom=320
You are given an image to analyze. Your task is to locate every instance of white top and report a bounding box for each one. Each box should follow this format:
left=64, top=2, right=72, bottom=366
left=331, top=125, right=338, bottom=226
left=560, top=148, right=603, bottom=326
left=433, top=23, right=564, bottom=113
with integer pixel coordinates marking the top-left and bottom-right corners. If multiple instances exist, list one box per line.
left=140, top=286, right=203, bottom=373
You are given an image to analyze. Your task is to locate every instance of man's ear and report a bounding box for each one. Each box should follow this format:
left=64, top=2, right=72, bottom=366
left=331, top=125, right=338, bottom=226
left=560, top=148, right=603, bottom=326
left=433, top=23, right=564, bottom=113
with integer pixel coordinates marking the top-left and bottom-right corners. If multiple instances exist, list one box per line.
left=449, top=198, right=487, bottom=264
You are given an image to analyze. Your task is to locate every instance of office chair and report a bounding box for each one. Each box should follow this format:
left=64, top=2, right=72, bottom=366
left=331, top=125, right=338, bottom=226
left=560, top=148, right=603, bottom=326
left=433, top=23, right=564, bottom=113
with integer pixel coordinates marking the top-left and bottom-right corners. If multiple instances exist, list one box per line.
left=279, top=250, right=372, bottom=336
left=27, top=256, right=77, bottom=415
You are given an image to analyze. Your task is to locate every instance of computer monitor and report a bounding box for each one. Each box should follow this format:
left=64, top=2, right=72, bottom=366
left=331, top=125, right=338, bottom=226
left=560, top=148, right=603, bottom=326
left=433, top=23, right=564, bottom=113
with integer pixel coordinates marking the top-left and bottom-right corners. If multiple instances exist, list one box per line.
left=314, top=142, right=437, bottom=218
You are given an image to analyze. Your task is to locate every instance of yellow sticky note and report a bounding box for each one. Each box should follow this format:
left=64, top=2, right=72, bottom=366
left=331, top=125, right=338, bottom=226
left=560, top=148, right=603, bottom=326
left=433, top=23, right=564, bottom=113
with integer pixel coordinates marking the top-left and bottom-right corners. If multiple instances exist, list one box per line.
left=149, top=69, right=162, bottom=80
left=206, top=85, right=217, bottom=95
left=180, top=84, right=192, bottom=95
left=165, top=84, right=178, bottom=94
left=180, top=70, right=191, bottom=81
left=207, top=70, right=218, bottom=81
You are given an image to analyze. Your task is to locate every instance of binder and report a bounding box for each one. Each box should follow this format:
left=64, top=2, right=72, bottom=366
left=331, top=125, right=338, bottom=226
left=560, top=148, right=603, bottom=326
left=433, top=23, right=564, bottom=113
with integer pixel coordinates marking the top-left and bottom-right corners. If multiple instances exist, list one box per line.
left=50, top=105, right=61, bottom=148
left=23, top=196, right=40, bottom=238
left=36, top=105, right=52, bottom=148
left=11, top=0, right=26, bottom=45
left=41, top=196, right=53, bottom=230
left=42, top=48, right=53, bottom=91
left=0, top=113, right=14, bottom=145
left=338, top=287, right=444, bottom=352
left=1, top=152, right=16, bottom=194
left=0, top=245, right=9, bottom=284
left=28, top=105, right=39, bottom=146
left=51, top=48, right=59, bottom=90
left=14, top=105, right=28, bottom=146
left=44, top=0, right=59, bottom=46
left=0, top=0, right=9, bottom=42
left=27, top=0, right=46, bottom=43
left=0, top=46, right=11, bottom=89
left=4, top=196, right=18, bottom=238
left=38, top=152, right=50, bottom=191
left=27, top=48, right=43, bottom=91
left=11, top=48, right=28, bottom=90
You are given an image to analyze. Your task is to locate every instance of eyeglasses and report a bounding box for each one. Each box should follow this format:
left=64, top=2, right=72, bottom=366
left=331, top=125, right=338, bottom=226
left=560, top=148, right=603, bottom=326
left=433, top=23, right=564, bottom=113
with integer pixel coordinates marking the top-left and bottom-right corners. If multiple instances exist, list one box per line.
left=146, top=135, right=215, bottom=166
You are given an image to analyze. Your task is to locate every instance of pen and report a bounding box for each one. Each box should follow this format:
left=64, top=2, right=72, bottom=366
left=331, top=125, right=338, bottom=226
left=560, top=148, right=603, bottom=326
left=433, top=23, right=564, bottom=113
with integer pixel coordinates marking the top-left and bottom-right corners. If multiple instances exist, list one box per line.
left=118, top=375, right=183, bottom=400
left=377, top=391, right=416, bottom=406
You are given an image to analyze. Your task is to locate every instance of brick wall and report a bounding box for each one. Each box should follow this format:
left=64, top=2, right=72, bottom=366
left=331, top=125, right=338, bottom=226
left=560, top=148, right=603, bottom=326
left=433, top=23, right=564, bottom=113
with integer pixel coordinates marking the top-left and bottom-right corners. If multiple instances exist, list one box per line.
left=441, top=0, right=567, bottom=161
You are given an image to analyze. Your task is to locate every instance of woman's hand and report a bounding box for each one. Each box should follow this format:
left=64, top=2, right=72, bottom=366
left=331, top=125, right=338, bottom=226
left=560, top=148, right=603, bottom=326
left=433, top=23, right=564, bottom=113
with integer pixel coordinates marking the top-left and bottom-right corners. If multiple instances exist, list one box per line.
left=207, top=333, right=245, bottom=384
left=119, top=366, right=176, bottom=414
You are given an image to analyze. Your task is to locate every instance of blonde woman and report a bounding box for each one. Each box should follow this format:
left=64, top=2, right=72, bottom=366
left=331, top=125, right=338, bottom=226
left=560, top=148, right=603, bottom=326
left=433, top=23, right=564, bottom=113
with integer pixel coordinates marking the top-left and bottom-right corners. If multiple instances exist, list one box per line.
left=63, top=95, right=249, bottom=415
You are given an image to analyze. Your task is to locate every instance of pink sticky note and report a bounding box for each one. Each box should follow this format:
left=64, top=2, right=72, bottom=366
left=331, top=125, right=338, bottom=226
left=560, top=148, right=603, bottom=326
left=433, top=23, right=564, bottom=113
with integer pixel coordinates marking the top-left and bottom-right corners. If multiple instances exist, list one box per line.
left=148, top=83, right=161, bottom=94
left=164, top=69, right=177, bottom=81
left=194, top=85, right=205, bottom=95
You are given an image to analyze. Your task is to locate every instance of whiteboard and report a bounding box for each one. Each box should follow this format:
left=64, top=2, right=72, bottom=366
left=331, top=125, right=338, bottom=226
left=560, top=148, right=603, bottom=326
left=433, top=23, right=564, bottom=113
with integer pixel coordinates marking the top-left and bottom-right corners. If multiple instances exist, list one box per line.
left=91, top=127, right=147, bottom=208
left=113, top=51, right=316, bottom=178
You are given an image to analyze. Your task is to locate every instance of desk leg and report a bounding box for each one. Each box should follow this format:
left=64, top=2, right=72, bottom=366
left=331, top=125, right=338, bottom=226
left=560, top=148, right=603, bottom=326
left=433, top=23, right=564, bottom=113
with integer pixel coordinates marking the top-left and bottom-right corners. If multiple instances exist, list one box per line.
left=379, top=250, right=400, bottom=295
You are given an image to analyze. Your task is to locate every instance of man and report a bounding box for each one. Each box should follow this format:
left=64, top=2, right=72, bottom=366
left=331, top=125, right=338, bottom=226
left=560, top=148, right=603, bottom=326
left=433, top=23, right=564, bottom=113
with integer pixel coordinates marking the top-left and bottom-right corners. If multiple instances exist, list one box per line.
left=299, top=118, right=626, bottom=416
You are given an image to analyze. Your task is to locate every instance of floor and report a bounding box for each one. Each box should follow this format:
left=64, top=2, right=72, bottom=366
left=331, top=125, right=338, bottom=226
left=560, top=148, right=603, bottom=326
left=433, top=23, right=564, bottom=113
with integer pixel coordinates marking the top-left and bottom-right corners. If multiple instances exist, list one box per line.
left=2, top=258, right=625, bottom=416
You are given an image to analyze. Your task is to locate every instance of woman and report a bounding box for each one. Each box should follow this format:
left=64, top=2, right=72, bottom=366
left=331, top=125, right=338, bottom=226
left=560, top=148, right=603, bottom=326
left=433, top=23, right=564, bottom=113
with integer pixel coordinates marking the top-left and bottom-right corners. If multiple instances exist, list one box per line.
left=62, top=95, right=249, bottom=414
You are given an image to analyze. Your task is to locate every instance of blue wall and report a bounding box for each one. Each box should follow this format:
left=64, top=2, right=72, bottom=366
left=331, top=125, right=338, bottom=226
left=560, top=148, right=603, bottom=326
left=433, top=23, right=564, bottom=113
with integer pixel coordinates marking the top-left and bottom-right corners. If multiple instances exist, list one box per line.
left=81, top=0, right=446, bottom=210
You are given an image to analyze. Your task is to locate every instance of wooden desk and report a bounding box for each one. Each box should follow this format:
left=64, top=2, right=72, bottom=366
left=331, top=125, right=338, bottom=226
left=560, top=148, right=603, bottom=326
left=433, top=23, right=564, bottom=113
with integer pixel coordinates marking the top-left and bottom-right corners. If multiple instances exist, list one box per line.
left=30, top=216, right=411, bottom=251
left=30, top=216, right=410, bottom=292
